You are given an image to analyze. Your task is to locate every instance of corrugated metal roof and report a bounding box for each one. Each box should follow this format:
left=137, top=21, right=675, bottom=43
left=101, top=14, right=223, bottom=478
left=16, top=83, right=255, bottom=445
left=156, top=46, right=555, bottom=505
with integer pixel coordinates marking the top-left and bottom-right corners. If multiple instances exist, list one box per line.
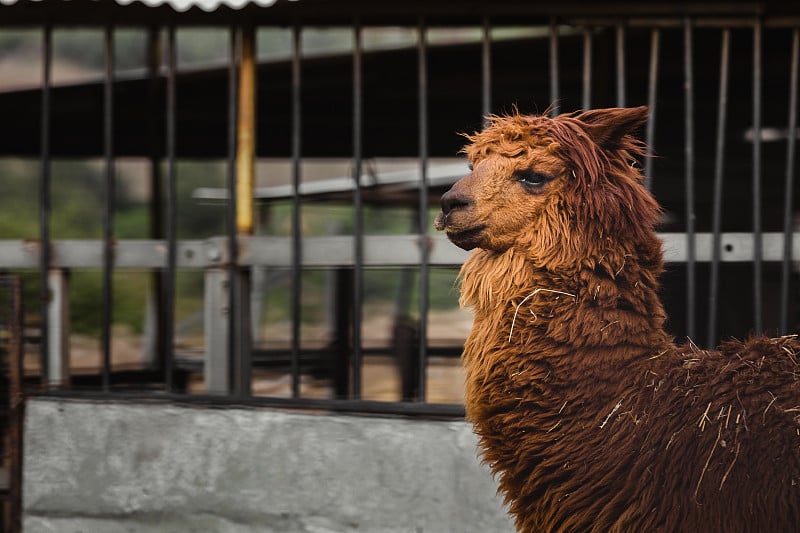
left=115, top=0, right=282, bottom=12
left=0, top=0, right=287, bottom=12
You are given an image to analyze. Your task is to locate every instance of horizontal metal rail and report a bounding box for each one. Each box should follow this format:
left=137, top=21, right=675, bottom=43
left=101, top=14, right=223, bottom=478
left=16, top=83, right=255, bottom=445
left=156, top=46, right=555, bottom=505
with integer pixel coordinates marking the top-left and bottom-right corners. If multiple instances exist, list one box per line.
left=1, top=233, right=799, bottom=269
left=2, top=4, right=800, bottom=27
left=572, top=17, right=800, bottom=28
left=26, top=389, right=466, bottom=419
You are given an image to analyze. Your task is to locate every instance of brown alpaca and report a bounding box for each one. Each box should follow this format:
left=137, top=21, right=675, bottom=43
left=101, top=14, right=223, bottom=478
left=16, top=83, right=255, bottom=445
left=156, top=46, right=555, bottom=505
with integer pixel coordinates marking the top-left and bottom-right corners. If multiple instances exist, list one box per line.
left=435, top=107, right=800, bottom=532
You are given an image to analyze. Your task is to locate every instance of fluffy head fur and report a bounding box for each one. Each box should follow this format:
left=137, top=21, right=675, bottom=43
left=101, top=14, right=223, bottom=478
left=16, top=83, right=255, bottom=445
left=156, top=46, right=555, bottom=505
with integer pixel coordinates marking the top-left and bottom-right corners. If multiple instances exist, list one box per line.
left=436, top=107, right=800, bottom=532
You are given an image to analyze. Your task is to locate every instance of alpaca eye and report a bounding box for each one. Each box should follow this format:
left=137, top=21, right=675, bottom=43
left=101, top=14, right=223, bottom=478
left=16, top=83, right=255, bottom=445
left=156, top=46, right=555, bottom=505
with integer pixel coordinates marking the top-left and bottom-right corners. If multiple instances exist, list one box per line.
left=515, top=171, right=550, bottom=189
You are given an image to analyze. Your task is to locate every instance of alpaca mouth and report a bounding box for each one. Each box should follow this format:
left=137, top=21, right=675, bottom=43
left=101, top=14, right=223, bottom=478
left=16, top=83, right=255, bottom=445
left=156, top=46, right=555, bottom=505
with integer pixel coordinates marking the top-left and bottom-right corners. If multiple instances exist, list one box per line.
left=434, top=211, right=487, bottom=250
left=444, top=225, right=487, bottom=251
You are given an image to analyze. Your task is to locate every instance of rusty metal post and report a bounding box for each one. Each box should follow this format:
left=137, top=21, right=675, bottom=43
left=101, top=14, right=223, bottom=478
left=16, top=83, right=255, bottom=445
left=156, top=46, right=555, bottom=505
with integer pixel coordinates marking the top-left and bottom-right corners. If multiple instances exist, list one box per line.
left=232, top=25, right=255, bottom=396
left=8, top=278, right=22, bottom=533
left=1, top=277, right=24, bottom=533
left=237, top=28, right=256, bottom=237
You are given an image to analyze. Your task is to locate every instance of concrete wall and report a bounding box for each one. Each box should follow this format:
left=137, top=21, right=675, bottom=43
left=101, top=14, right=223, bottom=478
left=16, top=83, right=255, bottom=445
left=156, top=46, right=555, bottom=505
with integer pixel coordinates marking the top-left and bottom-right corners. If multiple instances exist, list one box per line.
left=23, top=398, right=515, bottom=533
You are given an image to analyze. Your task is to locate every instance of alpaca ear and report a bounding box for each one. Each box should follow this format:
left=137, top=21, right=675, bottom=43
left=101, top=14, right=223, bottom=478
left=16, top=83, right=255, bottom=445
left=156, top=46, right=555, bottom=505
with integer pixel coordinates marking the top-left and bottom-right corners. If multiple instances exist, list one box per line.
left=573, top=106, right=649, bottom=150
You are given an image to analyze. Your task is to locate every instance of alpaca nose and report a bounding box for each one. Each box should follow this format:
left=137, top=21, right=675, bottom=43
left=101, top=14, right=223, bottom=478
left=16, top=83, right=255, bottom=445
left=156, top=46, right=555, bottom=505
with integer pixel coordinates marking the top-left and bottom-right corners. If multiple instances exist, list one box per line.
left=440, top=190, right=471, bottom=216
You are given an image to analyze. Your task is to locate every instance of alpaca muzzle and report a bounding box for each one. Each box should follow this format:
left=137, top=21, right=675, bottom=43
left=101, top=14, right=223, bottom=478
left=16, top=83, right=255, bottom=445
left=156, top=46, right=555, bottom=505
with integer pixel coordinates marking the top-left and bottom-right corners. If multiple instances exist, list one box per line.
left=434, top=189, right=471, bottom=231
left=434, top=188, right=487, bottom=250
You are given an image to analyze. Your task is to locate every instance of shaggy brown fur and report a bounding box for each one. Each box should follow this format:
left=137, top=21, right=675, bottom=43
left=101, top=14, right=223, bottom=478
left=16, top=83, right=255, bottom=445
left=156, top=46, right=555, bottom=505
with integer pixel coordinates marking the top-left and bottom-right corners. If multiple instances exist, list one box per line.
left=434, top=107, right=800, bottom=532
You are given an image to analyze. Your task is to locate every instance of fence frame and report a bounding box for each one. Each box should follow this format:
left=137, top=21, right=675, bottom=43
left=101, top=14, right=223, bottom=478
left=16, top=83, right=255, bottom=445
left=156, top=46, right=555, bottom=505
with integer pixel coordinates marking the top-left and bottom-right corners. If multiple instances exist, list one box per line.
left=0, top=6, right=798, bottom=418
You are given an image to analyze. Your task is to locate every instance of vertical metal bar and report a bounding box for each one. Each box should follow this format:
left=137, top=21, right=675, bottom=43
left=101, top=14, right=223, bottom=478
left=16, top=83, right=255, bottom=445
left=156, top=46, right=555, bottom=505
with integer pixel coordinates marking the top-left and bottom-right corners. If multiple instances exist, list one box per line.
left=417, top=18, right=429, bottom=402
left=616, top=23, right=626, bottom=107
left=164, top=25, right=177, bottom=391
left=708, top=28, right=730, bottom=348
left=8, top=277, right=23, bottom=533
left=0, top=277, right=25, bottom=533
left=47, top=270, right=70, bottom=386
left=101, top=26, right=115, bottom=391
left=781, top=29, right=799, bottom=335
left=38, top=25, right=52, bottom=388
left=482, top=16, right=491, bottom=121
left=752, top=19, right=763, bottom=334
left=582, top=27, right=592, bottom=110
left=331, top=267, right=352, bottom=398
left=145, top=27, right=164, bottom=372
left=290, top=24, right=302, bottom=398
left=237, top=27, right=256, bottom=237
left=204, top=268, right=230, bottom=393
left=644, top=28, right=660, bottom=190
left=684, top=17, right=696, bottom=340
left=233, top=25, right=256, bottom=397
left=226, top=27, right=240, bottom=394
left=549, top=18, right=559, bottom=116
left=352, top=21, right=363, bottom=399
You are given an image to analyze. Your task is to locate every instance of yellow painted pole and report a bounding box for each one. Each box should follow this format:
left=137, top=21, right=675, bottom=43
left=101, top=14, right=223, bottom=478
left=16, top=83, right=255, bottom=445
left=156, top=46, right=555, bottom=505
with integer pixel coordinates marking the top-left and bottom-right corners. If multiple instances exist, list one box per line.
left=236, top=26, right=256, bottom=235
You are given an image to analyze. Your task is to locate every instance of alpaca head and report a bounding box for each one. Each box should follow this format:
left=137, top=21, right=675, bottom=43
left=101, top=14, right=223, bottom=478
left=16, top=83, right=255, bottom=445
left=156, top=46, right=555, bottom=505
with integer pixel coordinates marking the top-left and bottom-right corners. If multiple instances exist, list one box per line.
left=434, top=106, right=662, bottom=271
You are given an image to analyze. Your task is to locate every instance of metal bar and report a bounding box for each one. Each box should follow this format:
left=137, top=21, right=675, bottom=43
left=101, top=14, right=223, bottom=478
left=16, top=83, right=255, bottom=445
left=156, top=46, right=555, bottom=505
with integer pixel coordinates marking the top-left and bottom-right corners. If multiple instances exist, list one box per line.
left=242, top=233, right=800, bottom=265
left=764, top=17, right=800, bottom=29
left=482, top=16, right=491, bottom=121
left=752, top=19, right=763, bottom=334
left=2, top=232, right=798, bottom=270
left=205, top=268, right=230, bottom=393
left=226, top=27, right=240, bottom=394
left=290, top=24, right=302, bottom=398
left=417, top=18, right=429, bottom=402
left=331, top=267, right=352, bottom=399
left=7, top=277, right=23, bottom=533
left=38, top=24, right=52, bottom=388
left=164, top=25, right=177, bottom=391
left=659, top=232, right=800, bottom=263
left=708, top=28, right=730, bottom=349
left=644, top=28, right=660, bottom=190
left=616, top=22, right=626, bottom=107
left=352, top=21, right=364, bottom=399
left=233, top=25, right=256, bottom=397
left=582, top=27, right=592, bottom=110
left=145, top=27, right=164, bottom=373
left=47, top=270, right=70, bottom=386
left=570, top=16, right=765, bottom=30
left=238, top=345, right=463, bottom=361
left=560, top=16, right=800, bottom=30
left=31, top=388, right=467, bottom=419
left=0, top=239, right=223, bottom=270
left=237, top=28, right=256, bottom=236
left=549, top=18, right=559, bottom=116
left=781, top=29, right=799, bottom=335
left=684, top=17, right=696, bottom=340
left=101, top=26, right=115, bottom=391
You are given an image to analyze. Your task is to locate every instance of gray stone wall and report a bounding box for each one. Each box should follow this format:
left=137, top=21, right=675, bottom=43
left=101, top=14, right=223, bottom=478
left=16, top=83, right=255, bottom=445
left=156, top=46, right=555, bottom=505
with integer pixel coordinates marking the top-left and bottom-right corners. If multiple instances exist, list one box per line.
left=23, top=398, right=515, bottom=533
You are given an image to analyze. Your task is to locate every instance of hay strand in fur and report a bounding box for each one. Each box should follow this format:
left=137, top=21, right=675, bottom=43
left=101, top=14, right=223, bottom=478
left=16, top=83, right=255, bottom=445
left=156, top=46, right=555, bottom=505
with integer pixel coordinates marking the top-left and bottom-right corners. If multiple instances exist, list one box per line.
left=508, top=288, right=576, bottom=343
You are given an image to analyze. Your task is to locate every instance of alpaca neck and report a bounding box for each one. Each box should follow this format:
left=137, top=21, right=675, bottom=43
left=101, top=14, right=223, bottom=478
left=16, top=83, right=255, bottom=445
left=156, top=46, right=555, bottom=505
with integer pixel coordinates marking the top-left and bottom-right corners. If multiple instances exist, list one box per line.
left=459, top=242, right=672, bottom=368
left=458, top=245, right=672, bottom=427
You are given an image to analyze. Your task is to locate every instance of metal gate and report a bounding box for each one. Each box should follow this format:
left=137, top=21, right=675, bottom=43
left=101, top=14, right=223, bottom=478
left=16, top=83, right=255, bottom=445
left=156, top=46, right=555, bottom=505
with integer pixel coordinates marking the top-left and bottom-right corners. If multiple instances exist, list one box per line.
left=0, top=2, right=798, bottom=416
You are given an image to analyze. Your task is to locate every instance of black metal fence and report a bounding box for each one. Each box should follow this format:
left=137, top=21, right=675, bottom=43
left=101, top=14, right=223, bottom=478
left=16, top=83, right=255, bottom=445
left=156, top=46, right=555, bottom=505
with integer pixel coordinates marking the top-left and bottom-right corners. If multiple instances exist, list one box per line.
left=0, top=276, right=23, bottom=533
left=0, top=4, right=799, bottom=418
